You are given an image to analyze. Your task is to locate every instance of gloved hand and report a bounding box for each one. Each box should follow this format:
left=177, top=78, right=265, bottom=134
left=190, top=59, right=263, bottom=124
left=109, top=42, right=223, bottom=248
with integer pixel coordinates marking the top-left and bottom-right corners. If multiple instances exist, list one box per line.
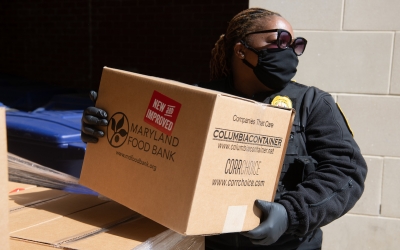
left=241, top=200, right=289, bottom=245
left=81, top=91, right=108, bottom=143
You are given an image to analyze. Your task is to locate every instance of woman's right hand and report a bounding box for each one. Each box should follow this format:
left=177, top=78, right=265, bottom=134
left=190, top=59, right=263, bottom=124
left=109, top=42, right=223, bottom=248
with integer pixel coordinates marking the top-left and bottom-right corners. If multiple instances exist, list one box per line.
left=81, top=91, right=108, bottom=143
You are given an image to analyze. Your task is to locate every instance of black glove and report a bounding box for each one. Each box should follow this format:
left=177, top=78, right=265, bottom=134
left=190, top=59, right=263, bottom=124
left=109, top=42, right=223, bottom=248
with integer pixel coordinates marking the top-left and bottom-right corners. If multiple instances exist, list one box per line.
left=81, top=91, right=108, bottom=143
left=241, top=200, right=289, bottom=246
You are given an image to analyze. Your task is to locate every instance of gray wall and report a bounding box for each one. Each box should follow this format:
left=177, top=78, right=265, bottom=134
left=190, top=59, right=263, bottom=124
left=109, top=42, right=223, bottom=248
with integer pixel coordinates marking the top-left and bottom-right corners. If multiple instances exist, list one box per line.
left=249, top=0, right=400, bottom=249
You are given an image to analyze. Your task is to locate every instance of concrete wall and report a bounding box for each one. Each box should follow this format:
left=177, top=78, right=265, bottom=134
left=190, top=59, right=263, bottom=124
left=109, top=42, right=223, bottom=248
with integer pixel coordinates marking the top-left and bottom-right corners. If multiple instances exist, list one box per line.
left=249, top=0, right=400, bottom=249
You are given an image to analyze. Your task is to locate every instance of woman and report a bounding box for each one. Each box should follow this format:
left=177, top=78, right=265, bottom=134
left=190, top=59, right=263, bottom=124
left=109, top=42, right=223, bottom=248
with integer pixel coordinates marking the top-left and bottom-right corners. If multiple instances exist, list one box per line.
left=81, top=8, right=367, bottom=250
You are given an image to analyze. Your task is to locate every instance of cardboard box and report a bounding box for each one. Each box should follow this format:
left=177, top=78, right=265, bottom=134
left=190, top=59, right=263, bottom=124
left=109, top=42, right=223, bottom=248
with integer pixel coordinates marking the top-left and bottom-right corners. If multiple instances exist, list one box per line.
left=80, top=67, right=295, bottom=235
left=0, top=108, right=10, bottom=250
left=8, top=183, right=204, bottom=249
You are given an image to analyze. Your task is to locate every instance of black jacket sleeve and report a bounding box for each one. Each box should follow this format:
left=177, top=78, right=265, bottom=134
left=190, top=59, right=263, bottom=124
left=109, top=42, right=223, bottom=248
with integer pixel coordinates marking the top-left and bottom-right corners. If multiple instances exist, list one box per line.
left=278, top=87, right=368, bottom=236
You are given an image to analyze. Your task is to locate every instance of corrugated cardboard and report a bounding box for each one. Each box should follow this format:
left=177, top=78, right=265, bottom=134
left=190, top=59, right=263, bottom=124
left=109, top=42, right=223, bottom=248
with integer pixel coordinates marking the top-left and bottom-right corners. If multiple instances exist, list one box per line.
left=61, top=216, right=166, bottom=250
left=0, top=107, right=9, bottom=249
left=80, top=67, right=295, bottom=235
left=11, top=201, right=139, bottom=245
left=10, top=239, right=55, bottom=250
left=9, top=193, right=106, bottom=233
left=9, top=186, right=68, bottom=211
left=8, top=185, right=204, bottom=249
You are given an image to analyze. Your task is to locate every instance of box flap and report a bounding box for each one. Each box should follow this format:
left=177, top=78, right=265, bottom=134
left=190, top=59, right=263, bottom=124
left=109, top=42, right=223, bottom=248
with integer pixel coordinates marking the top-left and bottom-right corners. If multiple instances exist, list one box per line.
left=10, top=201, right=139, bottom=247
left=104, top=66, right=225, bottom=97
left=9, top=193, right=107, bottom=233
left=8, top=187, right=205, bottom=249
left=9, top=186, right=68, bottom=211
left=61, top=217, right=167, bottom=250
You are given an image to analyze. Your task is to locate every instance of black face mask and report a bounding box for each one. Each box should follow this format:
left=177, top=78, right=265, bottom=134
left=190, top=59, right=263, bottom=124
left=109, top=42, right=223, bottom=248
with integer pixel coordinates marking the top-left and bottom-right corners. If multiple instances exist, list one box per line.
left=241, top=45, right=299, bottom=90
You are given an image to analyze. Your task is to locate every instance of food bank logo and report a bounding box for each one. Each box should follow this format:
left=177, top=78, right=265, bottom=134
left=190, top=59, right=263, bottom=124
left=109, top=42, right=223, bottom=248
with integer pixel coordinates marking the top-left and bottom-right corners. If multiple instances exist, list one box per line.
left=107, top=112, right=129, bottom=148
left=144, top=90, right=181, bottom=135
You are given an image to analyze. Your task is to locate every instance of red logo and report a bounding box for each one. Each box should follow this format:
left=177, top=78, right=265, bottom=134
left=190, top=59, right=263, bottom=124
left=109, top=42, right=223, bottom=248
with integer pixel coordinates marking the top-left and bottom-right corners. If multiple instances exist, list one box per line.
left=144, top=91, right=181, bottom=135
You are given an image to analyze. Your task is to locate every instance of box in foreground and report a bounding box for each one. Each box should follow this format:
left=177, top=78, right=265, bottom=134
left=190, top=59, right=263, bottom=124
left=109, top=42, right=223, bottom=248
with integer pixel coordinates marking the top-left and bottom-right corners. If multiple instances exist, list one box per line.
left=80, top=67, right=295, bottom=235
left=8, top=182, right=203, bottom=249
left=0, top=108, right=9, bottom=249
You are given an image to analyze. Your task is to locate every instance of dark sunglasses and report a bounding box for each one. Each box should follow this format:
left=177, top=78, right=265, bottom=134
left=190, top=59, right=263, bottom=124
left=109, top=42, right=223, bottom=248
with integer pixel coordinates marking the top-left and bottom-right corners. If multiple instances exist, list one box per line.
left=244, top=29, right=307, bottom=56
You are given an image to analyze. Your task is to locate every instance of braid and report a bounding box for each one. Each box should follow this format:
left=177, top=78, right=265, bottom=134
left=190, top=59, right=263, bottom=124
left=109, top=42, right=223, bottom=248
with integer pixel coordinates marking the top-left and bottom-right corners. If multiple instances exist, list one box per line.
left=210, top=8, right=281, bottom=80
left=210, top=34, right=228, bottom=81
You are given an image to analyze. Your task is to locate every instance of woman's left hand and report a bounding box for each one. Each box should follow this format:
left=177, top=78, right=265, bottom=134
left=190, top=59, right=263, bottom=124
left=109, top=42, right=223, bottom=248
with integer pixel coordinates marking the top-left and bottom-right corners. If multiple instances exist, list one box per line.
left=241, top=200, right=289, bottom=245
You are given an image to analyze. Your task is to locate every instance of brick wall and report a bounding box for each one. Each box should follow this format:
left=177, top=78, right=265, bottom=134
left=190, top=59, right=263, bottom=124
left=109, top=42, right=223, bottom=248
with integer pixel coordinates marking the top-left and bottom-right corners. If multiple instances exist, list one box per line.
left=250, top=0, right=400, bottom=249
left=0, top=0, right=248, bottom=90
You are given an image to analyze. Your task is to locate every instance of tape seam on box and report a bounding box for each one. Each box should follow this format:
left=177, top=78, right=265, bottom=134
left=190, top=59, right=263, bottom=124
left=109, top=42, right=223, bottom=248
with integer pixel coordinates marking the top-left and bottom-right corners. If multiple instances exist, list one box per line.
left=222, top=205, right=247, bottom=233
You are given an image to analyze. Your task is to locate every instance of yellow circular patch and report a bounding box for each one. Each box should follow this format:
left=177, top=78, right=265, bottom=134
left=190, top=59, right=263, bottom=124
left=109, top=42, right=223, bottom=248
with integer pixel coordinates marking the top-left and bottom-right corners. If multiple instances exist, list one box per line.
left=271, top=96, right=293, bottom=109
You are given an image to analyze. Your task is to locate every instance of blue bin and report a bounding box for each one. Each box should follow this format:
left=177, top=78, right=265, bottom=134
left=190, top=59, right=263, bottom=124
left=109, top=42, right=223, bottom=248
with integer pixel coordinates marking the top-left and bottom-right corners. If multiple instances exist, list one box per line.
left=6, top=110, right=86, bottom=178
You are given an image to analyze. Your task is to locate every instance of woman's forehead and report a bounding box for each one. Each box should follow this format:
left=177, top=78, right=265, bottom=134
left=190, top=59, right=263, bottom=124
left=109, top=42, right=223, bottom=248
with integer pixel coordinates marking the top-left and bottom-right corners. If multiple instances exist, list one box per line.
left=254, top=16, right=293, bottom=35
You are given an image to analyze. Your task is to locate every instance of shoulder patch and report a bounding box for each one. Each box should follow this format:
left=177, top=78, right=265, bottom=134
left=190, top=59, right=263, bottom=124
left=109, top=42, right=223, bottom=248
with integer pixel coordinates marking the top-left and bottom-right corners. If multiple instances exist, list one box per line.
left=336, top=103, right=354, bottom=137
left=271, top=95, right=293, bottom=109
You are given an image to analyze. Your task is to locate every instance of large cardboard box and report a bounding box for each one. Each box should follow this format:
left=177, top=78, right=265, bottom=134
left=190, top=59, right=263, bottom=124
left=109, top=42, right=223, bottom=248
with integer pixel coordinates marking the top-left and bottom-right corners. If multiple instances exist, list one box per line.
left=0, top=108, right=10, bottom=250
left=8, top=183, right=204, bottom=249
left=80, top=67, right=295, bottom=235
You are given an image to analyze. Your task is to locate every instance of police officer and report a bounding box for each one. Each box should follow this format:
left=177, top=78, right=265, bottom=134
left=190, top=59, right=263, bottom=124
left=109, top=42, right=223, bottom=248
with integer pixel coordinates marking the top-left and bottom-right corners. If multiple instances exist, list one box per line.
left=81, top=8, right=368, bottom=250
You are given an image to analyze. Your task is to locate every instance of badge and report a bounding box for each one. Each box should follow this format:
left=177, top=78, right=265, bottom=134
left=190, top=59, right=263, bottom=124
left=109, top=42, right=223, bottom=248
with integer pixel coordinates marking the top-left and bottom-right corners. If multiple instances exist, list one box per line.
left=336, top=103, right=354, bottom=137
left=271, top=95, right=293, bottom=109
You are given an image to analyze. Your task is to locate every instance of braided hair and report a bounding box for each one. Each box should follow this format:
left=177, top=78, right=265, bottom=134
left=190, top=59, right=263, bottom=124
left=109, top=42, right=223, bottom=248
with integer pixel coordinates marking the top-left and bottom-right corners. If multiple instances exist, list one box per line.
left=210, top=8, right=281, bottom=80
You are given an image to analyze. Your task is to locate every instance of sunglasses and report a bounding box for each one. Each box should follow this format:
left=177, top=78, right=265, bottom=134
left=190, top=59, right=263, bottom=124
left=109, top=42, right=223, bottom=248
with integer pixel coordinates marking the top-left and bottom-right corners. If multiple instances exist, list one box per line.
left=243, top=29, right=307, bottom=56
